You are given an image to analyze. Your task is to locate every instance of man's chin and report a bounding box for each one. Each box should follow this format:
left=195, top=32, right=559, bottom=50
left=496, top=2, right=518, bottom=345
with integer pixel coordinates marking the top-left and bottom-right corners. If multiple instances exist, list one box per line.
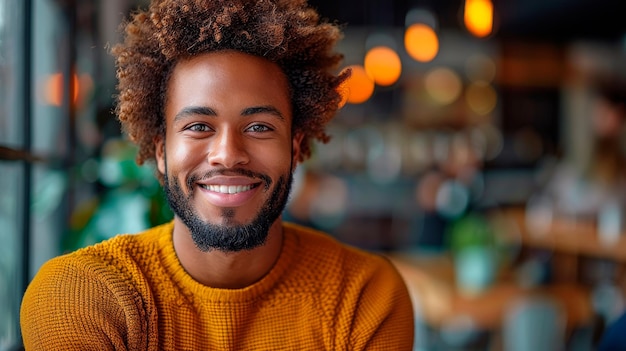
left=187, top=218, right=272, bottom=252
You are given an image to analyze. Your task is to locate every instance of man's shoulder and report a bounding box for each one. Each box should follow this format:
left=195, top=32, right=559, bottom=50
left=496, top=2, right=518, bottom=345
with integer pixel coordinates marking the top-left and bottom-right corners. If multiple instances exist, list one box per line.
left=76, top=221, right=171, bottom=260
left=283, top=222, right=397, bottom=278
left=36, top=221, right=172, bottom=283
left=20, top=225, right=173, bottom=351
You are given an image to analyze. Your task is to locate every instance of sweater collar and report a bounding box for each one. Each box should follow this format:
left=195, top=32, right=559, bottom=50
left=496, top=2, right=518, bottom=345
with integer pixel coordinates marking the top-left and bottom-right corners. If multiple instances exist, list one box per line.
left=157, top=221, right=297, bottom=304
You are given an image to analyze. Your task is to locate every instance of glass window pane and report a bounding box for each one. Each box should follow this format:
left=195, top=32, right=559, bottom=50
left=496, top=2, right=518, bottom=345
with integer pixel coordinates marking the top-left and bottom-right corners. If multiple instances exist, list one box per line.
left=0, top=0, right=25, bottom=349
left=30, top=0, right=69, bottom=276
left=0, top=164, right=24, bottom=350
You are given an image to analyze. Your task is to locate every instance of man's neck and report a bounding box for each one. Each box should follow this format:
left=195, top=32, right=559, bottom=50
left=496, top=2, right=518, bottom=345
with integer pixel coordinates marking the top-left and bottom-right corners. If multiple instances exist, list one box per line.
left=171, top=218, right=284, bottom=289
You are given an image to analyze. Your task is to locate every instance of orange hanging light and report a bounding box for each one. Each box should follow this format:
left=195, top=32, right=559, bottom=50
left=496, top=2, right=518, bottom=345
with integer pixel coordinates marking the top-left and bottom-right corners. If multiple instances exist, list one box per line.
left=464, top=0, right=493, bottom=38
left=404, top=24, right=439, bottom=63
left=364, top=46, right=402, bottom=86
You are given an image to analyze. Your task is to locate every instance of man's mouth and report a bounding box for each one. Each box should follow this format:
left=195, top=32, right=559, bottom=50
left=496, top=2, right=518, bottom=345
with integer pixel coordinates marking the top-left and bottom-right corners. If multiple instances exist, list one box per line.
left=199, top=184, right=256, bottom=194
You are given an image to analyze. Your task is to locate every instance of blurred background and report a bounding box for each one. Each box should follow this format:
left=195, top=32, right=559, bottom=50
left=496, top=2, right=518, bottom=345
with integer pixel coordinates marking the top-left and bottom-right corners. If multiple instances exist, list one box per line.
left=1, top=0, right=626, bottom=350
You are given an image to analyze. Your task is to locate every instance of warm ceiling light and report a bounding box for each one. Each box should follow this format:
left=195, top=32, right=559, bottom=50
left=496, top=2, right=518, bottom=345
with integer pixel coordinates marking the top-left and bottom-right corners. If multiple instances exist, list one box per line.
left=404, top=23, right=439, bottom=62
left=464, top=0, right=493, bottom=38
left=337, top=65, right=375, bottom=105
left=364, top=46, right=402, bottom=86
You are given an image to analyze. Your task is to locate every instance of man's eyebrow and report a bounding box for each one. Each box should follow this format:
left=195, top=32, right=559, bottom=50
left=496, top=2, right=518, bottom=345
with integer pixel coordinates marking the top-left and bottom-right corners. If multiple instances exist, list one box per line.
left=173, top=105, right=286, bottom=122
left=173, top=106, right=216, bottom=122
left=241, top=106, right=285, bottom=120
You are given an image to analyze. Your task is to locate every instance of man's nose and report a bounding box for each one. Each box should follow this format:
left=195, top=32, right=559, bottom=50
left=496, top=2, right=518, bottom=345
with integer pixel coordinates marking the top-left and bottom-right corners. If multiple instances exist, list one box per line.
left=207, top=128, right=250, bottom=168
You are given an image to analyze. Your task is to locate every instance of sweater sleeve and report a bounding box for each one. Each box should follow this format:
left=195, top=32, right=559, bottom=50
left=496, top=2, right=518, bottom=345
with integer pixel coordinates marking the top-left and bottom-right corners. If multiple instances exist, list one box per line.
left=348, top=255, right=415, bottom=351
left=20, top=254, right=149, bottom=351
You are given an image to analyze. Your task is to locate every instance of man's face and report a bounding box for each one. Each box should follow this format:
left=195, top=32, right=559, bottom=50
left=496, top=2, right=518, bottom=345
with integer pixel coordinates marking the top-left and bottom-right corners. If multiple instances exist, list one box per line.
left=155, top=51, right=301, bottom=252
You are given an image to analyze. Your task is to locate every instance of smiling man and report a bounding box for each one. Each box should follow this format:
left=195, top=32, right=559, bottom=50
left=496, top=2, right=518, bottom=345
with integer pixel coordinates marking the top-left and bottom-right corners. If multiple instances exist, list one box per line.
left=20, top=0, right=414, bottom=350
left=160, top=52, right=301, bottom=289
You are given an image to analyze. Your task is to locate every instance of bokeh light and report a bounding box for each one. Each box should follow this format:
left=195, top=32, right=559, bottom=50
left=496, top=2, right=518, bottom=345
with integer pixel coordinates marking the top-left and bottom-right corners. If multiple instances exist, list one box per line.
left=464, top=0, right=493, bottom=38
left=424, top=67, right=463, bottom=105
left=338, top=65, right=375, bottom=105
left=364, top=46, right=402, bottom=86
left=465, top=81, right=497, bottom=115
left=43, top=73, right=80, bottom=106
left=404, top=23, right=439, bottom=62
left=42, top=72, right=94, bottom=107
left=436, top=180, right=470, bottom=219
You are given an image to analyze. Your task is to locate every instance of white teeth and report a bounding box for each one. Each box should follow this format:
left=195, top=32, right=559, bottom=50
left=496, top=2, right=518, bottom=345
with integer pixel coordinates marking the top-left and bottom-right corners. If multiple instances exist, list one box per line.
left=206, top=184, right=252, bottom=194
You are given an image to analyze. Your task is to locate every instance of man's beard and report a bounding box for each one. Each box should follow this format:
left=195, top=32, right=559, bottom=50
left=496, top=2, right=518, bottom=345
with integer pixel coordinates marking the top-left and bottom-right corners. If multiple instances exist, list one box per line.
left=163, top=165, right=293, bottom=253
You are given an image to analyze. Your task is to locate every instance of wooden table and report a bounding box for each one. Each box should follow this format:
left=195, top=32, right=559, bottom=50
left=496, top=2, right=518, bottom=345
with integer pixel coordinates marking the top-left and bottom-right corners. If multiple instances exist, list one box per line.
left=503, top=207, right=626, bottom=262
left=388, top=252, right=593, bottom=331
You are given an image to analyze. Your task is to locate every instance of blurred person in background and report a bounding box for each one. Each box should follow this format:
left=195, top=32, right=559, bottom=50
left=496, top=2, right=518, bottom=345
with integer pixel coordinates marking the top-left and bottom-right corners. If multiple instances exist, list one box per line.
left=539, top=77, right=626, bottom=222
left=531, top=77, right=626, bottom=346
left=19, top=0, right=414, bottom=349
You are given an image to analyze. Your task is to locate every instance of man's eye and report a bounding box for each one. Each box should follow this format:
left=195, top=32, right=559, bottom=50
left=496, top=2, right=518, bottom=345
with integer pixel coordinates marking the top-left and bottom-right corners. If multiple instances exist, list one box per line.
left=247, top=124, right=271, bottom=133
left=187, top=124, right=210, bottom=132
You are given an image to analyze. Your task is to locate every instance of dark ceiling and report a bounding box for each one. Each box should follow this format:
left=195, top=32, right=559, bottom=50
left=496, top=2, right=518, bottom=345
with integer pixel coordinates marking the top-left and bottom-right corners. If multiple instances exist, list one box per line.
left=309, top=0, right=626, bottom=43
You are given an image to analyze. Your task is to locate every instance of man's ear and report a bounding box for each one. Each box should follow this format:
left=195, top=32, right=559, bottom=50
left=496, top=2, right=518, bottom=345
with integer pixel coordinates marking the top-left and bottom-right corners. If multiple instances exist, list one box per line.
left=291, top=132, right=304, bottom=170
left=155, top=135, right=166, bottom=175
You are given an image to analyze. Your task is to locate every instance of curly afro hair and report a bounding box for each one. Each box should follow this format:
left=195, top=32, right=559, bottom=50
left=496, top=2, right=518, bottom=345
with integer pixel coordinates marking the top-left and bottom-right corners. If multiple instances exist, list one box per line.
left=112, top=0, right=348, bottom=176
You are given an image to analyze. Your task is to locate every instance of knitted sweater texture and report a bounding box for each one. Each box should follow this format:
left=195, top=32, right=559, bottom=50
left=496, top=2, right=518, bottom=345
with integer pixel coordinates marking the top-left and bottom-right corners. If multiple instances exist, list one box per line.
left=21, top=221, right=414, bottom=350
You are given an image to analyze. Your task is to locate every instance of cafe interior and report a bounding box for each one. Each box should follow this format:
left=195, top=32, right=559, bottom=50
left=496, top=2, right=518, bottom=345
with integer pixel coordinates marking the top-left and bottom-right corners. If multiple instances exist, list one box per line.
left=1, top=0, right=626, bottom=350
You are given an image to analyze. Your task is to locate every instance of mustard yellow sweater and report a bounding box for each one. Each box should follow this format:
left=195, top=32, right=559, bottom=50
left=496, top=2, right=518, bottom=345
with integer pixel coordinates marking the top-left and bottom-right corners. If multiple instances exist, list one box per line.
left=21, top=221, right=414, bottom=350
